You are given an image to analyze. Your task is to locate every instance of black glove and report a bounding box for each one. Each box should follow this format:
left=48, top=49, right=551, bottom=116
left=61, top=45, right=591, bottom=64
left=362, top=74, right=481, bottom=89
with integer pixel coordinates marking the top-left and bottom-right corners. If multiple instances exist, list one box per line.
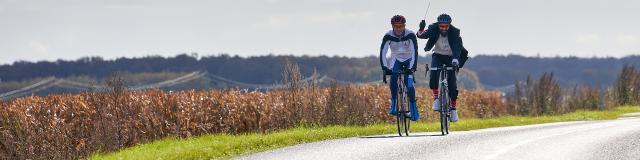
left=382, top=67, right=392, bottom=75
left=419, top=20, right=426, bottom=31
left=383, top=74, right=387, bottom=84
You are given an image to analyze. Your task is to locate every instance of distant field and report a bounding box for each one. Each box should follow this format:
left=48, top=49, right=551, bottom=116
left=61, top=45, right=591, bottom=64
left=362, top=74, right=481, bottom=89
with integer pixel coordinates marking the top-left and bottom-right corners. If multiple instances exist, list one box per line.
left=0, top=68, right=483, bottom=101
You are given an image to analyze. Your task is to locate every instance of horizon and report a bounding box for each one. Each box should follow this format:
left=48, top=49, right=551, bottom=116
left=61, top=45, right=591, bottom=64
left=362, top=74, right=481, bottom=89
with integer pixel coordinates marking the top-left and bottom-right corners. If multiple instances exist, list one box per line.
left=3, top=52, right=640, bottom=65
left=1, top=0, right=639, bottom=64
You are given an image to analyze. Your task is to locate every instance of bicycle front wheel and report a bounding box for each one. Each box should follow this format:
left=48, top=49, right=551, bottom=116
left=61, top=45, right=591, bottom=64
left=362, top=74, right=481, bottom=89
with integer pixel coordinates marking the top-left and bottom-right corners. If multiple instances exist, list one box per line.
left=396, top=113, right=403, bottom=136
left=396, top=105, right=410, bottom=136
left=439, top=108, right=447, bottom=135
left=439, top=90, right=450, bottom=135
left=402, top=92, right=410, bottom=136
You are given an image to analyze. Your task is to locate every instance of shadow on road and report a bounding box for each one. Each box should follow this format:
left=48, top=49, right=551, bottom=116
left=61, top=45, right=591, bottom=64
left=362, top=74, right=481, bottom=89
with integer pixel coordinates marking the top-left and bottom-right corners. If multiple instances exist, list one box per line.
left=359, top=134, right=444, bottom=139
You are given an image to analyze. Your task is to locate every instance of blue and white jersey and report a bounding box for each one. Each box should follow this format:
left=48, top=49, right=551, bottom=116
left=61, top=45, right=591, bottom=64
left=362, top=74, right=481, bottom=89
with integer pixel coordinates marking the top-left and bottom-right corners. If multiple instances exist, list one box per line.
left=379, top=29, right=419, bottom=70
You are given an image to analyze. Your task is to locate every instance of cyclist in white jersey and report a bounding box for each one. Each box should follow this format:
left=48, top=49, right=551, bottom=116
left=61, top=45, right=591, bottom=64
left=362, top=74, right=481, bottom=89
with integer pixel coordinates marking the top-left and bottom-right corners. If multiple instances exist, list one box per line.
left=379, top=15, right=420, bottom=121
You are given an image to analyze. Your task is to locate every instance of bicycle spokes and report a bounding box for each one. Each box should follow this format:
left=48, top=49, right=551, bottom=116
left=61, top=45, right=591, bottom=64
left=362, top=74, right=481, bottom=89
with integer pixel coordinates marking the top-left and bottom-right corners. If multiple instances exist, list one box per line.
left=394, top=73, right=411, bottom=136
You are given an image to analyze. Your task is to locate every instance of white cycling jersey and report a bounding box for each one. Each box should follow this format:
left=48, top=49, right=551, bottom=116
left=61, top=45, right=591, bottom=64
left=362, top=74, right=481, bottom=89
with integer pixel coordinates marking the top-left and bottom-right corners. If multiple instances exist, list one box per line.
left=379, top=29, right=419, bottom=69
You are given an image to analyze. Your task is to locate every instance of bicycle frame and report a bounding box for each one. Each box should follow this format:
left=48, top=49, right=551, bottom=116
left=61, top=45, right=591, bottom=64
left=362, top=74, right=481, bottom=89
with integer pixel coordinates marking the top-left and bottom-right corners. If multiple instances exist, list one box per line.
left=428, top=64, right=455, bottom=135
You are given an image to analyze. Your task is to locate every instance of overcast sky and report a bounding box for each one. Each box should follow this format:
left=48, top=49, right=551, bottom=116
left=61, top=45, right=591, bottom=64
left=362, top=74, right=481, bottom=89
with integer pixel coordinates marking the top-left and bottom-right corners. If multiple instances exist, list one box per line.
left=0, top=0, right=639, bottom=64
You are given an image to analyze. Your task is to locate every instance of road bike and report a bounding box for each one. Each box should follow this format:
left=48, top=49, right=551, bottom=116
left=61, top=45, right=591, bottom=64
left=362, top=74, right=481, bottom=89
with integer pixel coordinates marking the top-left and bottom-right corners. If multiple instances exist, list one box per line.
left=428, top=64, right=456, bottom=135
left=384, top=68, right=413, bottom=136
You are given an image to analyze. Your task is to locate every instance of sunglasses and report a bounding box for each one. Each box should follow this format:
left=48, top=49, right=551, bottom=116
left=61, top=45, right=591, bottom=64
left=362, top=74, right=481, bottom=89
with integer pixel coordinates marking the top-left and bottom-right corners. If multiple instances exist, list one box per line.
left=438, top=24, right=450, bottom=29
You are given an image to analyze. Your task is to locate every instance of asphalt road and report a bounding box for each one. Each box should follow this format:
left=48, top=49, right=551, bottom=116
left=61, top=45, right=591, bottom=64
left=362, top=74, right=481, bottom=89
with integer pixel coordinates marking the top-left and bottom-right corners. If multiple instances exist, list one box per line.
left=239, top=114, right=640, bottom=160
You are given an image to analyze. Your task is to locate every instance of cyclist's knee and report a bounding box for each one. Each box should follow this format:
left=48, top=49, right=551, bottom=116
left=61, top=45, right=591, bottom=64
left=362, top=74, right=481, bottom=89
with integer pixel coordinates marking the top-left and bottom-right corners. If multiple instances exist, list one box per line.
left=449, top=81, right=457, bottom=90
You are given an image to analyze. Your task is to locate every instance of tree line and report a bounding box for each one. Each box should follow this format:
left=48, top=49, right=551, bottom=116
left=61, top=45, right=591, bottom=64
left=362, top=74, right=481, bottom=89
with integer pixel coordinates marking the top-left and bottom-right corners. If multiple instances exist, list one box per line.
left=1, top=53, right=639, bottom=88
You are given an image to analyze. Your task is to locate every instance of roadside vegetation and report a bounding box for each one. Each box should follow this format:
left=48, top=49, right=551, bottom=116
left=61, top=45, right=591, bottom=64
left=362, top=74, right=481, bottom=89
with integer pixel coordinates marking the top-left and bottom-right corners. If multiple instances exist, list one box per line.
left=89, top=106, right=640, bottom=160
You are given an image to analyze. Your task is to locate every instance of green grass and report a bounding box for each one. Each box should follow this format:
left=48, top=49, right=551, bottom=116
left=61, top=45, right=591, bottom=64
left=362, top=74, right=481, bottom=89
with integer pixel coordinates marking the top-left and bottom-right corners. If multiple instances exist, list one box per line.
left=89, top=106, right=640, bottom=160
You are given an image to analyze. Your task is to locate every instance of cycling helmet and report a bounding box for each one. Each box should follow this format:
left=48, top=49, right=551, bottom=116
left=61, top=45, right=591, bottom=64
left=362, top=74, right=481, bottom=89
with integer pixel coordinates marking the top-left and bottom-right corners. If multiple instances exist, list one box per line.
left=437, top=14, right=452, bottom=24
left=391, top=15, right=406, bottom=24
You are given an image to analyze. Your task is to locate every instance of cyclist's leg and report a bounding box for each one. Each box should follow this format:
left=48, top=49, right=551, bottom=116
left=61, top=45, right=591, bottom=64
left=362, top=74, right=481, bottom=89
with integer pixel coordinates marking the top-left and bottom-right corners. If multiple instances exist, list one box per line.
left=399, top=60, right=418, bottom=121
left=405, top=74, right=416, bottom=102
left=388, top=60, right=401, bottom=115
left=446, top=69, right=458, bottom=109
left=430, top=54, right=444, bottom=110
left=429, top=55, right=443, bottom=96
left=445, top=58, right=460, bottom=122
left=406, top=74, right=419, bottom=121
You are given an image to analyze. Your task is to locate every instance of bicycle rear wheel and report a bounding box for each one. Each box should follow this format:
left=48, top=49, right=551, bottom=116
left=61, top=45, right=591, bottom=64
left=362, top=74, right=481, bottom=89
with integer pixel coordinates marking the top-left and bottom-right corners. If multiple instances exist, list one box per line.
left=396, top=111, right=410, bottom=136
left=402, top=110, right=410, bottom=136
left=396, top=99, right=410, bottom=136
left=404, top=112, right=410, bottom=136
left=396, top=112, right=404, bottom=136
left=444, top=109, right=450, bottom=135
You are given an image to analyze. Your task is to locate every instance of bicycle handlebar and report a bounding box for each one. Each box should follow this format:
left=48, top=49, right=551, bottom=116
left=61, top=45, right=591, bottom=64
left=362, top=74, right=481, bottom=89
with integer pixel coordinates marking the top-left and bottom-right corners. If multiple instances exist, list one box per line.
left=425, top=64, right=459, bottom=79
left=392, top=68, right=414, bottom=75
left=382, top=68, right=414, bottom=84
left=429, top=67, right=455, bottom=71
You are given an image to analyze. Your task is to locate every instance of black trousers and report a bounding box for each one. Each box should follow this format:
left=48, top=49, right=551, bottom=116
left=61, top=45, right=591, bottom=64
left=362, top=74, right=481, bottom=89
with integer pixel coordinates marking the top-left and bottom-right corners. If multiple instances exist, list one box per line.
left=429, top=53, right=458, bottom=101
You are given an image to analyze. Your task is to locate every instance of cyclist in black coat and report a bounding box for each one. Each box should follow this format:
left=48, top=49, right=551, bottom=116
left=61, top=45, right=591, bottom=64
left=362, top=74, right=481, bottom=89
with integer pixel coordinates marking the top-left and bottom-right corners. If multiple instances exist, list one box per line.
left=417, top=14, right=465, bottom=122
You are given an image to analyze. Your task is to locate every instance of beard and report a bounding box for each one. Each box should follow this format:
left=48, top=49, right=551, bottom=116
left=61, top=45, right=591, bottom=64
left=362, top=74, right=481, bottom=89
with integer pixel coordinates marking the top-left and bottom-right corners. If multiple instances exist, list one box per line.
left=440, top=31, right=448, bottom=37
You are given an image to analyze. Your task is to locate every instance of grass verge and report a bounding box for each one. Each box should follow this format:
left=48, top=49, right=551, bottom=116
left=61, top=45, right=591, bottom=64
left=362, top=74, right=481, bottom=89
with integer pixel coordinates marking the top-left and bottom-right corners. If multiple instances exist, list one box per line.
left=90, top=106, right=640, bottom=160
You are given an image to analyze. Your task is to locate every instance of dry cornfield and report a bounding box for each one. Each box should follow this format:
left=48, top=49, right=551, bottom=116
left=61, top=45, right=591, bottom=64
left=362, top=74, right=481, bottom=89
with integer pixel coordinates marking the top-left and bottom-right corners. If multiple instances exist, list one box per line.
left=0, top=84, right=506, bottom=159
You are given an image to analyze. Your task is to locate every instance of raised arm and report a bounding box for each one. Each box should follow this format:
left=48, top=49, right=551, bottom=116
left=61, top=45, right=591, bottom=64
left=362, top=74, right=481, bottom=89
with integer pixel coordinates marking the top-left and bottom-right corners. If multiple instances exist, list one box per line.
left=416, top=20, right=434, bottom=39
